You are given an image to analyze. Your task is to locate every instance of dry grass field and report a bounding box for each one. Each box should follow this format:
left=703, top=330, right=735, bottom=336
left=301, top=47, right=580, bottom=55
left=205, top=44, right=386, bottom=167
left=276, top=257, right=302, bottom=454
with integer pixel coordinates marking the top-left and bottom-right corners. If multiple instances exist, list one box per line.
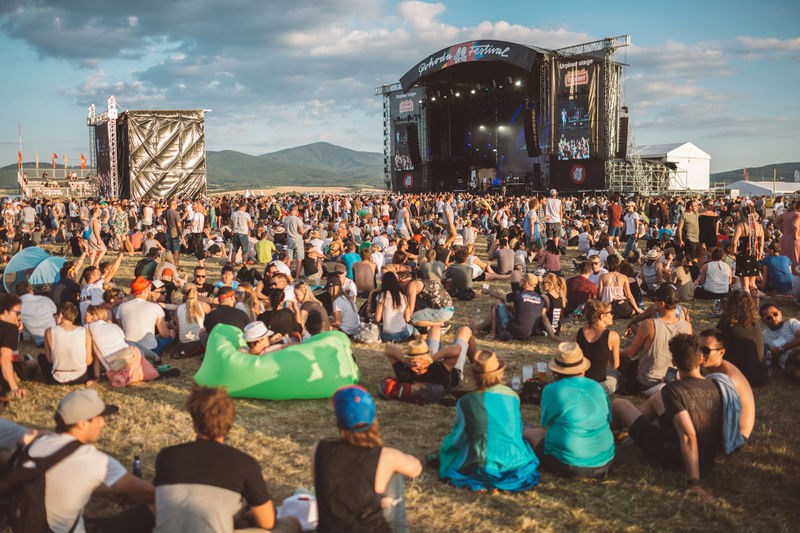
left=3, top=240, right=799, bottom=532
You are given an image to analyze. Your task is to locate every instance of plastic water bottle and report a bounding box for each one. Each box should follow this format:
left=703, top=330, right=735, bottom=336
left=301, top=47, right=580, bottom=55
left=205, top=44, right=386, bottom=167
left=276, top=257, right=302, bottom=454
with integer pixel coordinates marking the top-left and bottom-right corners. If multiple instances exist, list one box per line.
left=133, top=456, right=142, bottom=478
left=764, top=346, right=773, bottom=378
left=511, top=376, right=521, bottom=391
left=711, top=299, right=721, bottom=318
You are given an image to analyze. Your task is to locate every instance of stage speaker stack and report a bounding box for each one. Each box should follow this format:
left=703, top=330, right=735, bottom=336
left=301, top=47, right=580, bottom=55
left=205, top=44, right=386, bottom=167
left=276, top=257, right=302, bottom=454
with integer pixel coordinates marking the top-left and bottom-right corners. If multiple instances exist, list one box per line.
left=407, top=124, right=421, bottom=165
left=616, top=116, right=629, bottom=159
left=523, top=108, right=540, bottom=157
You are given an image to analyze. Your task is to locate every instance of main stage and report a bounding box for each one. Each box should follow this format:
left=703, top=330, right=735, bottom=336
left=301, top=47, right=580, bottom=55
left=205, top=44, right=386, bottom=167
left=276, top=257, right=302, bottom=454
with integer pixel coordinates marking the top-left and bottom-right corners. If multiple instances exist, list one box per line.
left=376, top=36, right=663, bottom=195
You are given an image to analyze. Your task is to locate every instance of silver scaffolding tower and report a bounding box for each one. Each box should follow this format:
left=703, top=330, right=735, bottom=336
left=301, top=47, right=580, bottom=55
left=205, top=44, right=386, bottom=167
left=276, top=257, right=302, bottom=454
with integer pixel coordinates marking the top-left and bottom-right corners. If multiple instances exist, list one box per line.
left=87, top=95, right=120, bottom=198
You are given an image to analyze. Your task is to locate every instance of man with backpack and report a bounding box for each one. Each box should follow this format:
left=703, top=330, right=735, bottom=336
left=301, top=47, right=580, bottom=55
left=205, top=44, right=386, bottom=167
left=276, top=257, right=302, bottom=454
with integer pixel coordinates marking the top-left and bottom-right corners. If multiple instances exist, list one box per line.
left=4, top=388, right=155, bottom=532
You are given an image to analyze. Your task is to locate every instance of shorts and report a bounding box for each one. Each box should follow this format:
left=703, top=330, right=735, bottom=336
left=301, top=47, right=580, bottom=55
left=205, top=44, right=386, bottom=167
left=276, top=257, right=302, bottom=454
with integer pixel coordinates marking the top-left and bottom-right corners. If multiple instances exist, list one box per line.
left=410, top=307, right=454, bottom=324
left=392, top=360, right=461, bottom=392
left=495, top=303, right=513, bottom=338
left=683, top=240, right=701, bottom=260
left=165, top=235, right=181, bottom=252
left=381, top=323, right=419, bottom=343
left=534, top=440, right=612, bottom=478
left=446, top=226, right=457, bottom=238
left=287, top=238, right=305, bottom=261
left=628, top=415, right=683, bottom=469
left=545, top=222, right=562, bottom=239
left=231, top=233, right=248, bottom=255
left=608, top=226, right=622, bottom=237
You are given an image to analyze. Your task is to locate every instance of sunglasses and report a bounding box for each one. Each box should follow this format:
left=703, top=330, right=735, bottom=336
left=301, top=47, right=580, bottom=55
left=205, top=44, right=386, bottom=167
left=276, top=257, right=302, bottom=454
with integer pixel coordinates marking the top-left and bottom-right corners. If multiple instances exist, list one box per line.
left=195, top=275, right=207, bottom=279
left=699, top=346, right=722, bottom=355
left=763, top=312, right=780, bottom=318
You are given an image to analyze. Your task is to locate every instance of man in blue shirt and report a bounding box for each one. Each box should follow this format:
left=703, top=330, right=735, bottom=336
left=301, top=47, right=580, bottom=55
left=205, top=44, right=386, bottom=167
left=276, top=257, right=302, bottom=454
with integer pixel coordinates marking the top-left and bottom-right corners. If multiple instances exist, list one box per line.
left=523, top=342, right=614, bottom=477
left=758, top=242, right=792, bottom=293
left=339, top=242, right=361, bottom=280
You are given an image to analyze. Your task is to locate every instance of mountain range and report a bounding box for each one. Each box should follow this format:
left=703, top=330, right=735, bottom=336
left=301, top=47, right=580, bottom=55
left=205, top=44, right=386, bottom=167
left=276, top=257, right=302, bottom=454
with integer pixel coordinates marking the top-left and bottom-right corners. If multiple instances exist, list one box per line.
left=0, top=142, right=384, bottom=192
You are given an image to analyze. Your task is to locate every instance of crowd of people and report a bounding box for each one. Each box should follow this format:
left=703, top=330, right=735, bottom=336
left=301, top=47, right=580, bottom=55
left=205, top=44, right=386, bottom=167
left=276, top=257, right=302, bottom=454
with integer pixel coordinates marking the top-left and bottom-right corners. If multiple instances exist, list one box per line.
left=0, top=187, right=796, bottom=531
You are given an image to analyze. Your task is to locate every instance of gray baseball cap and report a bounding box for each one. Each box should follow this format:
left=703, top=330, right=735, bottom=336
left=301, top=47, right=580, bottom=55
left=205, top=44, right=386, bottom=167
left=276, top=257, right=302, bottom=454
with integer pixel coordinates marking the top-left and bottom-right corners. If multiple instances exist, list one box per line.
left=57, top=389, right=119, bottom=425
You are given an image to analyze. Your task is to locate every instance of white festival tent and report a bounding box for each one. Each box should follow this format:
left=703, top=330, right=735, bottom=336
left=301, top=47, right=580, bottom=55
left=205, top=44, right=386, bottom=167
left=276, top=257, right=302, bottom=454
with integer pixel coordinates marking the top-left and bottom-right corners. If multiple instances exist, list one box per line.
left=723, top=180, right=800, bottom=197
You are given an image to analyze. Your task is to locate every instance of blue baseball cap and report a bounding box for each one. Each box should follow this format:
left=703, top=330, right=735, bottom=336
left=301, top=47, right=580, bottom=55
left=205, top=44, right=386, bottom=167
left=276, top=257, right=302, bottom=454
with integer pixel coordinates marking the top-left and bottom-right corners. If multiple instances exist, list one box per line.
left=332, top=385, right=375, bottom=432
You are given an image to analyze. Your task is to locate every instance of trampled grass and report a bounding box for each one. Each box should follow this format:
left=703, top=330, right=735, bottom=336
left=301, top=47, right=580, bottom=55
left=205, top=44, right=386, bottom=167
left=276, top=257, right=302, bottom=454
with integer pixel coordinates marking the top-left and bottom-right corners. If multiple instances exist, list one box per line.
left=3, top=241, right=799, bottom=532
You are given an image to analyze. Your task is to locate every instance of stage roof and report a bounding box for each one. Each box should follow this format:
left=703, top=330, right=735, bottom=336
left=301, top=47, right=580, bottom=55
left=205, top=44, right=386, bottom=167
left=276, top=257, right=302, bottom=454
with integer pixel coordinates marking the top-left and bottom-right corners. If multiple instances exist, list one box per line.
left=400, top=40, right=546, bottom=91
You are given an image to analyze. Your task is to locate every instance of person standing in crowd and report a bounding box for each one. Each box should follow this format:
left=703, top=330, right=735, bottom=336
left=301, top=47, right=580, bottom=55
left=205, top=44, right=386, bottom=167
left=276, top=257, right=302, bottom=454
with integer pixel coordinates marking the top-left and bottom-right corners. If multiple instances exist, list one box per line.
left=778, top=199, right=800, bottom=270
left=164, top=198, right=183, bottom=270
left=545, top=189, right=562, bottom=239
left=677, top=199, right=701, bottom=262
left=524, top=342, right=614, bottom=477
left=154, top=386, right=300, bottom=532
left=283, top=204, right=305, bottom=279
left=732, top=205, right=764, bottom=305
left=607, top=194, right=623, bottom=248
left=313, top=386, right=421, bottom=532
left=622, top=201, right=642, bottom=262
left=230, top=203, right=253, bottom=267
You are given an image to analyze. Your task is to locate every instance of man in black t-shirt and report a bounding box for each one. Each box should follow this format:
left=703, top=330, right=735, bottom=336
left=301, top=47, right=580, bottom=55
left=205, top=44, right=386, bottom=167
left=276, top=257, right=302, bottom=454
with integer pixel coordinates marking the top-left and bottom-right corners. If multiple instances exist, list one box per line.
left=0, top=294, right=37, bottom=397
left=202, top=287, right=249, bottom=344
left=474, top=274, right=557, bottom=341
left=193, top=266, right=216, bottom=299
left=611, top=333, right=723, bottom=503
left=154, top=387, right=299, bottom=532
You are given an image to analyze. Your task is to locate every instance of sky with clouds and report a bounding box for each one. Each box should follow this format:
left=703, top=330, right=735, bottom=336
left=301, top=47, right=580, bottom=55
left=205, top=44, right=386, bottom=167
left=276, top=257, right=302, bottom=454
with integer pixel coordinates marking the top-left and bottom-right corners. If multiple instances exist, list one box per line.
left=1, top=0, right=798, bottom=173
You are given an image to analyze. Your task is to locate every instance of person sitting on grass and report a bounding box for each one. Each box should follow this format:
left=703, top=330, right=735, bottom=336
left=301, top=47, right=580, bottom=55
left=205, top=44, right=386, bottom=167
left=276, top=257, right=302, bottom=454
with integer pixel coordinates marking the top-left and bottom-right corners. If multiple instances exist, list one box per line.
left=116, top=276, right=173, bottom=360
left=16, top=280, right=56, bottom=346
left=0, top=294, right=38, bottom=399
left=241, top=321, right=284, bottom=356
left=85, top=304, right=176, bottom=387
left=154, top=386, right=301, bottom=533
left=611, top=333, right=725, bottom=503
left=375, top=271, right=418, bottom=343
left=438, top=350, right=540, bottom=491
left=523, top=342, right=614, bottom=478
left=759, top=303, right=800, bottom=383
left=312, top=386, right=422, bottom=533
left=571, top=300, right=621, bottom=395
left=39, top=302, right=96, bottom=386
left=29, top=388, right=157, bottom=532
left=470, top=273, right=558, bottom=341
left=380, top=326, right=475, bottom=401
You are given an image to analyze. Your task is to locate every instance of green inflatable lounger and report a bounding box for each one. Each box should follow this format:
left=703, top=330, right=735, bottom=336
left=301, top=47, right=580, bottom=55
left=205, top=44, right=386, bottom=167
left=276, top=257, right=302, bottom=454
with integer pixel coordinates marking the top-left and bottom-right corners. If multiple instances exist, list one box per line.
left=194, top=324, right=359, bottom=400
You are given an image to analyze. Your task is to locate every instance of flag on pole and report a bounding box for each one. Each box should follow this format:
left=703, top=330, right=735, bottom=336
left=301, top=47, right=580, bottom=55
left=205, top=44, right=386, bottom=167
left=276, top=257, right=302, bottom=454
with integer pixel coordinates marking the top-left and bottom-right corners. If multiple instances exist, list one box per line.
left=35, top=152, right=39, bottom=169
left=17, top=152, right=21, bottom=169
left=81, top=153, right=86, bottom=170
left=63, top=153, right=67, bottom=170
left=743, top=168, right=749, bottom=181
left=53, top=153, right=57, bottom=170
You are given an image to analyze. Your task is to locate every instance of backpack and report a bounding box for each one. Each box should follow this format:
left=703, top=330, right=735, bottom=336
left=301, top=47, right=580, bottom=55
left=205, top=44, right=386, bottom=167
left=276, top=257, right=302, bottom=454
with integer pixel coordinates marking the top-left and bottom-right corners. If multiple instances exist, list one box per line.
left=134, top=258, right=156, bottom=279
left=0, top=436, right=84, bottom=533
left=519, top=378, right=547, bottom=405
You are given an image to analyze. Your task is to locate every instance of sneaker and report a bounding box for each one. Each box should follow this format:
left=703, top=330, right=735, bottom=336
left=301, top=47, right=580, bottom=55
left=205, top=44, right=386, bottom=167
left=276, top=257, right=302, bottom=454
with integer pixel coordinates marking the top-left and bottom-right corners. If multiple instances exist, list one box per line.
left=158, top=368, right=181, bottom=379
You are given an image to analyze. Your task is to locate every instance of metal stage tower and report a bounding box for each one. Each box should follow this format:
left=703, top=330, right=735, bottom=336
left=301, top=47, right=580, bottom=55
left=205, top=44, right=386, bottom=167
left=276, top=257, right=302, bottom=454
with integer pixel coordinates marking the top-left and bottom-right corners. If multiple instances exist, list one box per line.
left=87, top=95, right=119, bottom=198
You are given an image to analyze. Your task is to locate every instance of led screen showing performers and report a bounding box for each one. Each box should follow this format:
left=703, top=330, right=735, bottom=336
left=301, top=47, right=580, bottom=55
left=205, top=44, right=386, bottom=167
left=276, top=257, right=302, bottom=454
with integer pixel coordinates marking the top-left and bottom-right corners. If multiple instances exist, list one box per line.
left=557, top=99, right=590, bottom=160
left=393, top=123, right=415, bottom=171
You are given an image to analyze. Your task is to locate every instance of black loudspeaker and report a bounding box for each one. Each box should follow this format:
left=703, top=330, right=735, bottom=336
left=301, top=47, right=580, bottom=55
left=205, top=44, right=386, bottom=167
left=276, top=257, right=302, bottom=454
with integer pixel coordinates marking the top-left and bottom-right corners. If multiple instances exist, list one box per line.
left=407, top=123, right=421, bottom=165
left=616, top=116, right=628, bottom=159
left=523, top=108, right=540, bottom=157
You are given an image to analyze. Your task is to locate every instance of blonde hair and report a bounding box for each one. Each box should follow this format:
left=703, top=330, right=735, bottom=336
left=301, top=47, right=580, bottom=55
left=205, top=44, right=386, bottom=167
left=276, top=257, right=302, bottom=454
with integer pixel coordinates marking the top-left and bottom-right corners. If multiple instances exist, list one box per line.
left=542, top=273, right=567, bottom=299
left=295, top=282, right=321, bottom=305
left=237, top=282, right=261, bottom=321
left=182, top=284, right=204, bottom=325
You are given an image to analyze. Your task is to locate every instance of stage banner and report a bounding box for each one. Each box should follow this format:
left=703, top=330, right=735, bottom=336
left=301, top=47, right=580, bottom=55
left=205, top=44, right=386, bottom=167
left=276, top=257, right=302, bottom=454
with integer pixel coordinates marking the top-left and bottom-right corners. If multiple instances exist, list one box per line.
left=393, top=169, right=421, bottom=192
left=390, top=88, right=423, bottom=118
left=94, top=124, right=111, bottom=193
left=549, top=157, right=604, bottom=190
left=400, top=40, right=537, bottom=91
left=555, top=59, right=599, bottom=161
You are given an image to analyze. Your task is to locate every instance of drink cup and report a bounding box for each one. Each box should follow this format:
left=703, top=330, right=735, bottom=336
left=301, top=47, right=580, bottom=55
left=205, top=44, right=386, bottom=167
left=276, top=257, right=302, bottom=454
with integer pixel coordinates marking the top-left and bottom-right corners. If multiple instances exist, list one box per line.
left=482, top=283, right=489, bottom=290
left=536, top=362, right=547, bottom=381
left=522, top=365, right=533, bottom=382
left=511, top=376, right=521, bottom=391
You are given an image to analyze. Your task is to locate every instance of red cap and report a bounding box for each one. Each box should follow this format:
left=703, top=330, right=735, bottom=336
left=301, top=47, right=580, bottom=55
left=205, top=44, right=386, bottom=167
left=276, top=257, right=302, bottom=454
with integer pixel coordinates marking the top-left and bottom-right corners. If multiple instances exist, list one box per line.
left=130, top=276, right=151, bottom=295
left=162, top=268, right=174, bottom=278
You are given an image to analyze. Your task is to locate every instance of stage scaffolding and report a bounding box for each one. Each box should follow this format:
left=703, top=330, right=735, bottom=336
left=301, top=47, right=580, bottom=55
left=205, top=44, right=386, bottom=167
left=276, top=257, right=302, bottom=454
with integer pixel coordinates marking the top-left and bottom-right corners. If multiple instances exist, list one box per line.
left=607, top=159, right=671, bottom=195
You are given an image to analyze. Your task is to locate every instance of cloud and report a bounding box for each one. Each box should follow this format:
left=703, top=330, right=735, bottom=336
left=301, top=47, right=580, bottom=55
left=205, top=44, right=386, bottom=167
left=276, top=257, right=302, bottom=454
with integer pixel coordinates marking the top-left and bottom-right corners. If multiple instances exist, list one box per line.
left=737, top=36, right=800, bottom=52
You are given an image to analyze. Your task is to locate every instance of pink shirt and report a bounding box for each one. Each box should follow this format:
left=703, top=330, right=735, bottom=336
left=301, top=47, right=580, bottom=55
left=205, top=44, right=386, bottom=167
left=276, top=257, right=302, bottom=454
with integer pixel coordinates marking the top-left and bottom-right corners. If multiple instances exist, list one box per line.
left=543, top=251, right=561, bottom=272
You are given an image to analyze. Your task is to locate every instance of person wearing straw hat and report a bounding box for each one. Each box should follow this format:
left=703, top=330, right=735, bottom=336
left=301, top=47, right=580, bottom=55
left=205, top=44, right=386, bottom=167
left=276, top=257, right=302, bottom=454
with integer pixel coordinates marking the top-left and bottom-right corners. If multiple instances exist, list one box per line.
left=523, top=342, right=614, bottom=478
left=438, top=350, right=540, bottom=491
left=639, top=247, right=666, bottom=293
left=240, top=321, right=283, bottom=356
left=312, top=385, right=421, bottom=533
left=383, top=326, right=475, bottom=395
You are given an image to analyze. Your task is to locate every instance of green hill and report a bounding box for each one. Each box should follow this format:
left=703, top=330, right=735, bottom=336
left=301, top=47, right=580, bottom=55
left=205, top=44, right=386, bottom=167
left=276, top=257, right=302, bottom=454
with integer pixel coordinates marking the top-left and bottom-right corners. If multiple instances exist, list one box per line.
left=1, top=143, right=384, bottom=192
left=711, top=162, right=800, bottom=184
